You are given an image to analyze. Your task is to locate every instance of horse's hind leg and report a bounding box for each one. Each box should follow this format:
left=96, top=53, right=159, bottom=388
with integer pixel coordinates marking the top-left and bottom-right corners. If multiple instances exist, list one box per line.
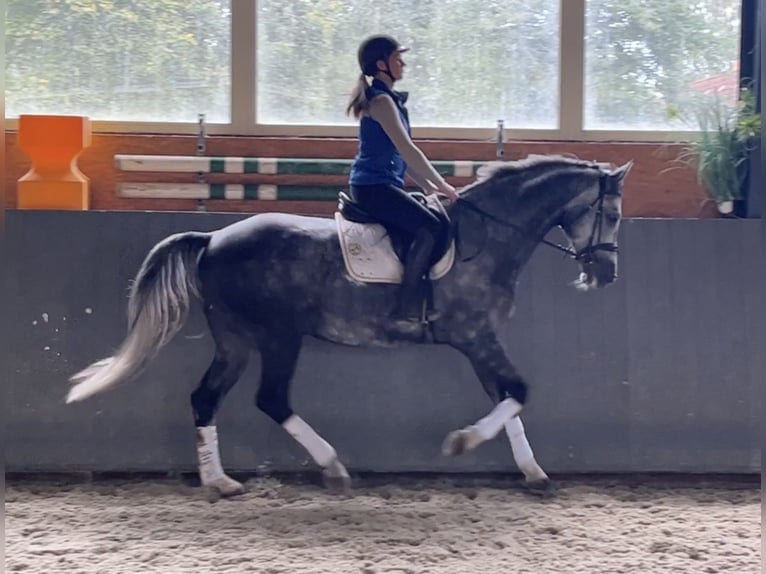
left=255, top=333, right=351, bottom=493
left=191, top=328, right=251, bottom=498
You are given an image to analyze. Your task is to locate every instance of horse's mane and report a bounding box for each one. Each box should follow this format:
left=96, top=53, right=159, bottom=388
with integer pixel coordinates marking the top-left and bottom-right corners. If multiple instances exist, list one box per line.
left=459, top=154, right=601, bottom=197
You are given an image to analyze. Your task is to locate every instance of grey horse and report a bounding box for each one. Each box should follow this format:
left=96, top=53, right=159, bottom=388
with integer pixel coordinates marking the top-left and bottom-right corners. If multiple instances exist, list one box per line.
left=66, top=154, right=633, bottom=497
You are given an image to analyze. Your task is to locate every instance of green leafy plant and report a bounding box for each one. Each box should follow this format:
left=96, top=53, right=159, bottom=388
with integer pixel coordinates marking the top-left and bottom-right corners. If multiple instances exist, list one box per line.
left=672, top=87, right=761, bottom=208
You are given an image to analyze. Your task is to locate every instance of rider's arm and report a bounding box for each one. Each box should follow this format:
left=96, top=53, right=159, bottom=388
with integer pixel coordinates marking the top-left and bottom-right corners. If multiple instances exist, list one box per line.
left=367, top=95, right=450, bottom=191
left=406, top=167, right=437, bottom=193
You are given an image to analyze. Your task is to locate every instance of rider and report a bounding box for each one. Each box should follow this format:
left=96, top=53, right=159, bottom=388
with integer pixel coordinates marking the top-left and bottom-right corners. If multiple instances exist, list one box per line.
left=346, top=34, right=459, bottom=328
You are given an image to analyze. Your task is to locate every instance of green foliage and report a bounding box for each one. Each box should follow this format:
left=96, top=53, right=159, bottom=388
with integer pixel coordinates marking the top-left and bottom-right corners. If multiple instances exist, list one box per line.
left=257, top=0, right=739, bottom=129
left=5, top=0, right=231, bottom=122
left=585, top=0, right=741, bottom=129
left=256, top=0, right=560, bottom=128
left=675, top=88, right=761, bottom=204
left=5, top=0, right=743, bottom=130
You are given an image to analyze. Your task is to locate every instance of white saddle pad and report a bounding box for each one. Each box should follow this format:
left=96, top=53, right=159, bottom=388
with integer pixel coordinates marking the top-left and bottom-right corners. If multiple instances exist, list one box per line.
left=335, top=195, right=455, bottom=284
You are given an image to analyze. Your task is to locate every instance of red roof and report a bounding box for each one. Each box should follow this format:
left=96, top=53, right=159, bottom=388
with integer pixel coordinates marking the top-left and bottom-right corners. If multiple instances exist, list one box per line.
left=690, top=61, right=739, bottom=102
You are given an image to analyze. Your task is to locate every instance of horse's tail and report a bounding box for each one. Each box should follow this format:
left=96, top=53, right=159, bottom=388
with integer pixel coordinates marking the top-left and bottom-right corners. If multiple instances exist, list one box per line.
left=66, top=231, right=211, bottom=404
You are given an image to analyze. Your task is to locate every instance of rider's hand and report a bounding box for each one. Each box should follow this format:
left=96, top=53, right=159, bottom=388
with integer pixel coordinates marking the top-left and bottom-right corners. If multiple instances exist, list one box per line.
left=438, top=182, right=460, bottom=204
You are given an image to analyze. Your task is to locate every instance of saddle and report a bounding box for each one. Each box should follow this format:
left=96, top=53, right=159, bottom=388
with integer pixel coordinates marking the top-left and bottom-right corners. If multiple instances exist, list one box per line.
left=334, top=190, right=456, bottom=284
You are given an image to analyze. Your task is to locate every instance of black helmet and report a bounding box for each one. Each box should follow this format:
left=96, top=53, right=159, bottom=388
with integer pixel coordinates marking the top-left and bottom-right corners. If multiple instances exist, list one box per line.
left=357, top=34, right=408, bottom=76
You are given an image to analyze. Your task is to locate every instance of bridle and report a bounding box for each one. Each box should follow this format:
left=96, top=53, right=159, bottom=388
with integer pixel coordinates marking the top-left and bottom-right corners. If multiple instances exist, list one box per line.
left=454, top=167, right=620, bottom=263
left=571, top=171, right=621, bottom=265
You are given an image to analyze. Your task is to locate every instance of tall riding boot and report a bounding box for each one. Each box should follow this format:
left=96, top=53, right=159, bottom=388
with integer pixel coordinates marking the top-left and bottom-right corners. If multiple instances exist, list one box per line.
left=392, top=229, right=439, bottom=327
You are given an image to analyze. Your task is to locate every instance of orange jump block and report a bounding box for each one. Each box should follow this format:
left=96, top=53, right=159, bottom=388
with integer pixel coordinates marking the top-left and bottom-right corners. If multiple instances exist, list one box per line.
left=17, top=115, right=92, bottom=210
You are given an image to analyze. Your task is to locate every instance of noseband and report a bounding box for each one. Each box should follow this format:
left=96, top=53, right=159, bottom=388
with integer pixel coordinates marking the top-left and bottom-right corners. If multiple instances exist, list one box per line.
left=455, top=166, right=620, bottom=262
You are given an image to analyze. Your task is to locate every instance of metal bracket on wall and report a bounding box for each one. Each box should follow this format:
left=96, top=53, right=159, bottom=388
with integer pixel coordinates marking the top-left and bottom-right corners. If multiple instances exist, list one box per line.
left=196, top=113, right=207, bottom=212
left=496, top=119, right=505, bottom=160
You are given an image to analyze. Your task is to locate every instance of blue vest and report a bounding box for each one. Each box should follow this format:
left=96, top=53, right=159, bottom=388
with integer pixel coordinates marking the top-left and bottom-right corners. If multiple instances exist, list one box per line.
left=349, top=79, right=411, bottom=188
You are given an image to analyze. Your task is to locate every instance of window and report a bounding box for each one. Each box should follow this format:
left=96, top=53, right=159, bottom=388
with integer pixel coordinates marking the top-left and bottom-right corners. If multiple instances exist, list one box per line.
left=5, top=0, right=231, bottom=123
left=584, top=0, right=742, bottom=131
left=3, top=0, right=747, bottom=139
left=256, top=0, right=560, bottom=129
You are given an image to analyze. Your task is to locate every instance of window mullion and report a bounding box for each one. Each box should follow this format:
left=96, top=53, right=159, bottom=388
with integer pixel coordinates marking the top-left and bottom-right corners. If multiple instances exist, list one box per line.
left=559, top=0, right=585, bottom=139
left=231, top=0, right=256, bottom=132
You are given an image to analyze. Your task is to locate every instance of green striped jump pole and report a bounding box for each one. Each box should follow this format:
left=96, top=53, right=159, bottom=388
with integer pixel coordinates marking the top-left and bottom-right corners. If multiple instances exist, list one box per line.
left=118, top=182, right=413, bottom=201
left=114, top=155, right=485, bottom=177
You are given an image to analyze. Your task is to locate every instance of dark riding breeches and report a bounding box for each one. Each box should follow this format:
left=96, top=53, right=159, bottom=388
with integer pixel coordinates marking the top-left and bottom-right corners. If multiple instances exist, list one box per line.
left=350, top=183, right=442, bottom=319
left=349, top=183, right=442, bottom=238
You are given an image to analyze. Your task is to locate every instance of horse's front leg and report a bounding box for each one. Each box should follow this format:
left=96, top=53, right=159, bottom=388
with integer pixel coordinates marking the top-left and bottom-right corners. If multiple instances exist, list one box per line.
left=503, top=416, right=551, bottom=493
left=444, top=327, right=550, bottom=490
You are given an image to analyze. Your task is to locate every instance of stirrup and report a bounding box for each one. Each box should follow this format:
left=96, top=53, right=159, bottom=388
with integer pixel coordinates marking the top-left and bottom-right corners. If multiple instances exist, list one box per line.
left=392, top=298, right=440, bottom=327
left=392, top=317, right=425, bottom=331
left=425, top=308, right=442, bottom=322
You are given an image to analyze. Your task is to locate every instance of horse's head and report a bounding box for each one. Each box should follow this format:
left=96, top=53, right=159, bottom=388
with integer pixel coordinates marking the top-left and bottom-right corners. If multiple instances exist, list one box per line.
left=559, top=160, right=633, bottom=291
left=456, top=156, right=634, bottom=290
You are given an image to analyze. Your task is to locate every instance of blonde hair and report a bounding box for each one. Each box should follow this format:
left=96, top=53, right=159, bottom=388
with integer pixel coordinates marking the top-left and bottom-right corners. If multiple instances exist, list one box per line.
left=345, top=73, right=370, bottom=119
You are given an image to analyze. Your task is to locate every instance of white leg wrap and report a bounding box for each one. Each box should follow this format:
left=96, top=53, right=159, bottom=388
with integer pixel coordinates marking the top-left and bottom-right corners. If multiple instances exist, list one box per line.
left=283, top=415, right=337, bottom=468
left=504, top=416, right=535, bottom=467
left=196, top=426, right=226, bottom=485
left=505, top=416, right=548, bottom=481
left=474, top=398, right=523, bottom=441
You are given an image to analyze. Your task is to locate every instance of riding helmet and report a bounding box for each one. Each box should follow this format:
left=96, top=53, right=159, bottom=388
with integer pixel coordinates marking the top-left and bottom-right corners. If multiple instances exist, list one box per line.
left=357, top=34, right=409, bottom=76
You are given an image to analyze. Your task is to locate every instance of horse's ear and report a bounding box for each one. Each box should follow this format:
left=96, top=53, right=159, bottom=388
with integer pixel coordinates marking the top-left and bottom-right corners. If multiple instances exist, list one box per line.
left=610, top=160, right=634, bottom=184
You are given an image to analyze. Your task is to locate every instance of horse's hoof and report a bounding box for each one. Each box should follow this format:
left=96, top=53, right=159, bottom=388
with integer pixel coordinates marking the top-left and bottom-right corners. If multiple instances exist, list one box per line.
left=323, top=473, right=352, bottom=494
left=205, top=476, right=247, bottom=501
left=322, top=460, right=351, bottom=495
left=523, top=478, right=556, bottom=498
left=442, top=430, right=467, bottom=456
left=441, top=426, right=482, bottom=456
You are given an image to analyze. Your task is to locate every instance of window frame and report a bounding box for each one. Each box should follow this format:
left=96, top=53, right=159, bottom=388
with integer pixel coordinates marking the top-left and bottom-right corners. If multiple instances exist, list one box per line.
left=3, top=0, right=743, bottom=143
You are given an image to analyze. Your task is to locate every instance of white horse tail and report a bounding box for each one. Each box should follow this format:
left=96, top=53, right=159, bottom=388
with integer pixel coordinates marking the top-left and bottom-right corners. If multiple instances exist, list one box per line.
left=66, top=231, right=211, bottom=404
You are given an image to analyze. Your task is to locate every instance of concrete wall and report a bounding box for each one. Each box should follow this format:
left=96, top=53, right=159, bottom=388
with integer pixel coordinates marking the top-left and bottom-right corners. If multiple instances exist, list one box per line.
left=2, top=210, right=761, bottom=475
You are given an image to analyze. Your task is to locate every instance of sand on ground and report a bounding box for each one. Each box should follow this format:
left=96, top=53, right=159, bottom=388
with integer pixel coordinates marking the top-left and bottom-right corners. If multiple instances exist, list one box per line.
left=4, top=474, right=761, bottom=574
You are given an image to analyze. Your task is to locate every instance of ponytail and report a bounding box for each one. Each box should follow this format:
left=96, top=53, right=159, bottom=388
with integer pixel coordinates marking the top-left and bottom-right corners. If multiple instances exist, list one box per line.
left=346, top=73, right=370, bottom=119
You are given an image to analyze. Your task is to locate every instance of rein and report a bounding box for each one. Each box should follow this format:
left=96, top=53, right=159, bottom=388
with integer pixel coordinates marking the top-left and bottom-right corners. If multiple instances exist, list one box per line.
left=453, top=169, right=618, bottom=263
left=455, top=198, right=577, bottom=259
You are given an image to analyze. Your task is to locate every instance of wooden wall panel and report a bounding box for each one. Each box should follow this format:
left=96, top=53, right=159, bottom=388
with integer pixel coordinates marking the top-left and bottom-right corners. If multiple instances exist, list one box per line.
left=4, top=132, right=717, bottom=218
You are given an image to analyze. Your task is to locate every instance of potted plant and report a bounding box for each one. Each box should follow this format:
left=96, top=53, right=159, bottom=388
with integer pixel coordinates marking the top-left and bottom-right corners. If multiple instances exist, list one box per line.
left=673, top=87, right=761, bottom=216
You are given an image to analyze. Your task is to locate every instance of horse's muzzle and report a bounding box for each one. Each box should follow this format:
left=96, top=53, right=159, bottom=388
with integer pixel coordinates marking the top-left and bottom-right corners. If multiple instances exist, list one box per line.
left=582, top=256, right=617, bottom=288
